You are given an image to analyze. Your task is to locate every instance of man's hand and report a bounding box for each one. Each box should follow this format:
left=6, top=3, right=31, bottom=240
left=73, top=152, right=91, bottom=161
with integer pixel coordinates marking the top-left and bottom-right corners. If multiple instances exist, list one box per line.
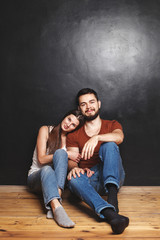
left=81, top=135, right=99, bottom=160
left=67, top=167, right=85, bottom=180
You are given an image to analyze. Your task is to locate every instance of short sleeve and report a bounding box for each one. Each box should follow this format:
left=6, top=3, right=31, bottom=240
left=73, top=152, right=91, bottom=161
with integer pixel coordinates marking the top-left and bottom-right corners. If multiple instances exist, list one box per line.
left=110, top=120, right=123, bottom=131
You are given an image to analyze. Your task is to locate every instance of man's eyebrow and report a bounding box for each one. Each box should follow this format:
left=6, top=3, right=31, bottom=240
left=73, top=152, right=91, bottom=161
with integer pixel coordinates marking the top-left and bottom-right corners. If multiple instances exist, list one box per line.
left=80, top=98, right=96, bottom=104
left=80, top=101, right=86, bottom=105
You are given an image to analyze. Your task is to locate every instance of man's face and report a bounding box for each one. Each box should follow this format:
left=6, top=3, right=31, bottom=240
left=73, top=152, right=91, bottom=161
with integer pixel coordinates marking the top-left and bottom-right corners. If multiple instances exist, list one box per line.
left=78, top=93, right=101, bottom=121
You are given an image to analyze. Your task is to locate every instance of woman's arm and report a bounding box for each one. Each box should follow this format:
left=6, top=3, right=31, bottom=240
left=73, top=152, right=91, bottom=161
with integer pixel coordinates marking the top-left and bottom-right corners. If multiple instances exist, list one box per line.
left=67, top=150, right=81, bottom=163
left=67, top=147, right=80, bottom=170
left=36, top=126, right=53, bottom=165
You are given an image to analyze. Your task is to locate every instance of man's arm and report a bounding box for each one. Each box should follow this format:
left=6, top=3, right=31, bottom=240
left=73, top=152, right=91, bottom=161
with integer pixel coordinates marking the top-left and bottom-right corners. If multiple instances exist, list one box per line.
left=97, top=129, right=124, bottom=144
left=81, top=129, right=124, bottom=160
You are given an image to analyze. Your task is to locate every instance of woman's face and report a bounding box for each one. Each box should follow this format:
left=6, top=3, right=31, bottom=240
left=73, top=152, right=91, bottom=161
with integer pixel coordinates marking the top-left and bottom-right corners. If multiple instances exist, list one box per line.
left=61, top=114, right=80, bottom=133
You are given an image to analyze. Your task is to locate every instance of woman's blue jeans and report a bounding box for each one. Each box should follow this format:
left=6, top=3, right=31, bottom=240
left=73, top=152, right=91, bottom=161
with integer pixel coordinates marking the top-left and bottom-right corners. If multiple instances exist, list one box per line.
left=27, top=149, right=68, bottom=210
left=68, top=142, right=125, bottom=218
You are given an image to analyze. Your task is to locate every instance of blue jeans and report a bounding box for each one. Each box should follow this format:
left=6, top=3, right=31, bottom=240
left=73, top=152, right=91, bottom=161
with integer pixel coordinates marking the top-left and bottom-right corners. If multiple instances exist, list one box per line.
left=27, top=149, right=68, bottom=210
left=68, top=142, right=125, bottom=218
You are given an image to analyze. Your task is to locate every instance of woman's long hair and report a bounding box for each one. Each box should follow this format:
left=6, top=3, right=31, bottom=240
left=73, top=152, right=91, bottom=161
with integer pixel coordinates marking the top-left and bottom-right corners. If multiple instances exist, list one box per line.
left=47, top=109, right=84, bottom=154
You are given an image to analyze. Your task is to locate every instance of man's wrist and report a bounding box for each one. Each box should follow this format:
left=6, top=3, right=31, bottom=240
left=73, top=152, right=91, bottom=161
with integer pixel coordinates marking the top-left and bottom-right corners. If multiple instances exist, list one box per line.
left=96, top=134, right=100, bottom=141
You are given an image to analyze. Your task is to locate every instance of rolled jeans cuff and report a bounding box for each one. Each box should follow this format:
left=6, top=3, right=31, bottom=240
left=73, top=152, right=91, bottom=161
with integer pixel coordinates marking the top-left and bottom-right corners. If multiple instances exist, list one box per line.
left=46, top=196, right=62, bottom=210
left=96, top=203, right=116, bottom=219
left=104, top=179, right=119, bottom=191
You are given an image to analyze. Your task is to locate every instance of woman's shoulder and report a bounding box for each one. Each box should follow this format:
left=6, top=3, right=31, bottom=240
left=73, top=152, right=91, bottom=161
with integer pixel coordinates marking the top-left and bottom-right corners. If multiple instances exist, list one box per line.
left=48, top=125, right=54, bottom=133
left=38, top=125, right=48, bottom=132
left=38, top=125, right=54, bottom=135
left=39, top=125, right=54, bottom=131
left=37, top=125, right=54, bottom=140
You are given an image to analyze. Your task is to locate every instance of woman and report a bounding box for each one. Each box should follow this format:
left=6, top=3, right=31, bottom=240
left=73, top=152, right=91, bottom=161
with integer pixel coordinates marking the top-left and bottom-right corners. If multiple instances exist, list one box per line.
left=27, top=110, right=84, bottom=228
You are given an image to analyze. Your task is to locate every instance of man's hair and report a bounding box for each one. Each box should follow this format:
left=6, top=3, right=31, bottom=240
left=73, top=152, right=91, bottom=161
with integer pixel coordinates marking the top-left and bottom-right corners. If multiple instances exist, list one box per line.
left=76, top=88, right=99, bottom=106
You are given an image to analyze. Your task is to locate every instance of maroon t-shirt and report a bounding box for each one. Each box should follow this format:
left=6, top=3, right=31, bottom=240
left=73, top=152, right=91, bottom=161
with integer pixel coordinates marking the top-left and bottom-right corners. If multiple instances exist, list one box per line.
left=66, top=119, right=122, bottom=169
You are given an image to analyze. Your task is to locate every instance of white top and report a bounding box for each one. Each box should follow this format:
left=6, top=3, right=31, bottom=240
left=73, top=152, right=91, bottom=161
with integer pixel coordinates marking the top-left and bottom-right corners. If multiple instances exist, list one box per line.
left=28, top=126, right=66, bottom=176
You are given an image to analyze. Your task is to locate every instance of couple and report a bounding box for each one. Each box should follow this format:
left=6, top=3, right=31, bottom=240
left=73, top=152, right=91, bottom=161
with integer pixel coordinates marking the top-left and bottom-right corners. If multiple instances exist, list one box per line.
left=27, top=88, right=129, bottom=234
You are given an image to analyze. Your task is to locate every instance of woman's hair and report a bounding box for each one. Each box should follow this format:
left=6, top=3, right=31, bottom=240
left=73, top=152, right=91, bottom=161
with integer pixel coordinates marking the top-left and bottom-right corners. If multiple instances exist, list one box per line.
left=47, top=109, right=84, bottom=154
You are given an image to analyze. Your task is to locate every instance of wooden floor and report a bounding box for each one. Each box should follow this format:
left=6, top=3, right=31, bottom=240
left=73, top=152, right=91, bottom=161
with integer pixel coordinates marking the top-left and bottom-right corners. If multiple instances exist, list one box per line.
left=0, top=186, right=160, bottom=240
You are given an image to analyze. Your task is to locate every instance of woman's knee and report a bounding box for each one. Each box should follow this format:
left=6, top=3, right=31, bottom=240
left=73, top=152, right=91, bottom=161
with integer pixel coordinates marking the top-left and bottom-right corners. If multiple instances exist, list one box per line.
left=53, top=149, right=68, bottom=161
left=54, top=148, right=67, bottom=156
left=40, top=165, right=53, bottom=178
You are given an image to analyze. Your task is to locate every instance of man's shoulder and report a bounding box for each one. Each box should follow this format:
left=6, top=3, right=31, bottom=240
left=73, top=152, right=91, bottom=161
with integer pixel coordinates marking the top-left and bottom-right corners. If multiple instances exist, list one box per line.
left=101, top=119, right=120, bottom=124
left=67, top=125, right=84, bottom=137
left=101, top=119, right=122, bottom=130
left=101, top=119, right=116, bottom=124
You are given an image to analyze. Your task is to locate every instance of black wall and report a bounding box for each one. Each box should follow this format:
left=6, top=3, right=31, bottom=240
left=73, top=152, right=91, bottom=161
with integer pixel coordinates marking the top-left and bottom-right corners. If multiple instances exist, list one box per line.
left=1, top=0, right=160, bottom=185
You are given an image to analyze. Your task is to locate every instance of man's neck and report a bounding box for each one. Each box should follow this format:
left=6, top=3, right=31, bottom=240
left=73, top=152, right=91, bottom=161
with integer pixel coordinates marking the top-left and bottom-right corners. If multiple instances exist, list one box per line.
left=85, top=115, right=101, bottom=126
left=84, top=115, right=102, bottom=137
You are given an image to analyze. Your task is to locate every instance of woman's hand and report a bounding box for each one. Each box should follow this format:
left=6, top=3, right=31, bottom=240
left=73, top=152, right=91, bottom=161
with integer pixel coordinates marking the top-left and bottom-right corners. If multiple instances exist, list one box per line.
left=67, top=167, right=95, bottom=180
left=84, top=168, right=95, bottom=177
left=67, top=151, right=81, bottom=163
left=67, top=167, right=85, bottom=180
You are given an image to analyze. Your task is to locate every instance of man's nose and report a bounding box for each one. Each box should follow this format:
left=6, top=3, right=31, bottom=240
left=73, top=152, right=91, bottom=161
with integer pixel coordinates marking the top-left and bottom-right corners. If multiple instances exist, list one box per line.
left=86, top=103, right=90, bottom=108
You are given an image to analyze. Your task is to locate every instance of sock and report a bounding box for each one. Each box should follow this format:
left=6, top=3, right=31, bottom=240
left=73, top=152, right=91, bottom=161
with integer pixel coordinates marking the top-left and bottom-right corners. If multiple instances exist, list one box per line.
left=101, top=208, right=129, bottom=234
left=46, top=209, right=54, bottom=219
left=53, top=206, right=75, bottom=228
left=107, top=183, right=119, bottom=213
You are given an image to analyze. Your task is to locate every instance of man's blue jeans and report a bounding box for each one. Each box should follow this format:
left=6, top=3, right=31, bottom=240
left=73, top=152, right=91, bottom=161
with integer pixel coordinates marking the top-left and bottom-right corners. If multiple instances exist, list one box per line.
left=68, top=142, right=125, bottom=218
left=27, top=149, right=68, bottom=209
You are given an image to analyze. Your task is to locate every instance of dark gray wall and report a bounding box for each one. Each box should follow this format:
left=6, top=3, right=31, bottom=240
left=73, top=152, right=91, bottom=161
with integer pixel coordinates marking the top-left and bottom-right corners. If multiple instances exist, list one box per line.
left=1, top=0, right=160, bottom=185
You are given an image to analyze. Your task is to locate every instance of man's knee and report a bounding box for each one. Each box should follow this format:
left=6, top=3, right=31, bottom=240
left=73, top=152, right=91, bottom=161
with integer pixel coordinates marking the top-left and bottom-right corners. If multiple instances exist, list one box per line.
left=100, top=142, right=118, bottom=153
left=99, top=142, right=120, bottom=162
left=68, top=173, right=86, bottom=189
left=69, top=175, right=81, bottom=186
left=101, top=141, right=117, bottom=149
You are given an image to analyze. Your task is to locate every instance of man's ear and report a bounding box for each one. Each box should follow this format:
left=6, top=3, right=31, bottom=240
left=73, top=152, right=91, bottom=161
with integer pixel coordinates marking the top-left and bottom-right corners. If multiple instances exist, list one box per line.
left=98, top=100, right=101, bottom=109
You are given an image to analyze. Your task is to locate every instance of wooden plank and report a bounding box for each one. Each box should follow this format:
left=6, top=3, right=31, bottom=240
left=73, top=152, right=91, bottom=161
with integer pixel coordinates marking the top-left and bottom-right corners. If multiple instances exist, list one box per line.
left=0, top=229, right=160, bottom=238
left=0, top=216, right=159, bottom=228
left=0, top=185, right=159, bottom=193
left=0, top=239, right=159, bottom=240
left=0, top=186, right=160, bottom=240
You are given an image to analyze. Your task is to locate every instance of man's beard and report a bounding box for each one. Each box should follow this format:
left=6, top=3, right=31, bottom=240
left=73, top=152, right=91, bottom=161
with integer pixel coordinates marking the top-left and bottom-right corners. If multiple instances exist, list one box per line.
left=84, top=109, right=100, bottom=121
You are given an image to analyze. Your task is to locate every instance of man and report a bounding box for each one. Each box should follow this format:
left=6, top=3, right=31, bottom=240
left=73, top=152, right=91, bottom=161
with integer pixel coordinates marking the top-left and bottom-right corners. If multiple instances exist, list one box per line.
left=66, top=88, right=129, bottom=234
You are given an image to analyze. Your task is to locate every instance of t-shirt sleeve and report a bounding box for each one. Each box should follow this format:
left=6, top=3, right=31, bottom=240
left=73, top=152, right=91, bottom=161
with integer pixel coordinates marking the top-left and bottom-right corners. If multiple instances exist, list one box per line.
left=110, top=120, right=123, bottom=131
left=66, top=131, right=79, bottom=148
